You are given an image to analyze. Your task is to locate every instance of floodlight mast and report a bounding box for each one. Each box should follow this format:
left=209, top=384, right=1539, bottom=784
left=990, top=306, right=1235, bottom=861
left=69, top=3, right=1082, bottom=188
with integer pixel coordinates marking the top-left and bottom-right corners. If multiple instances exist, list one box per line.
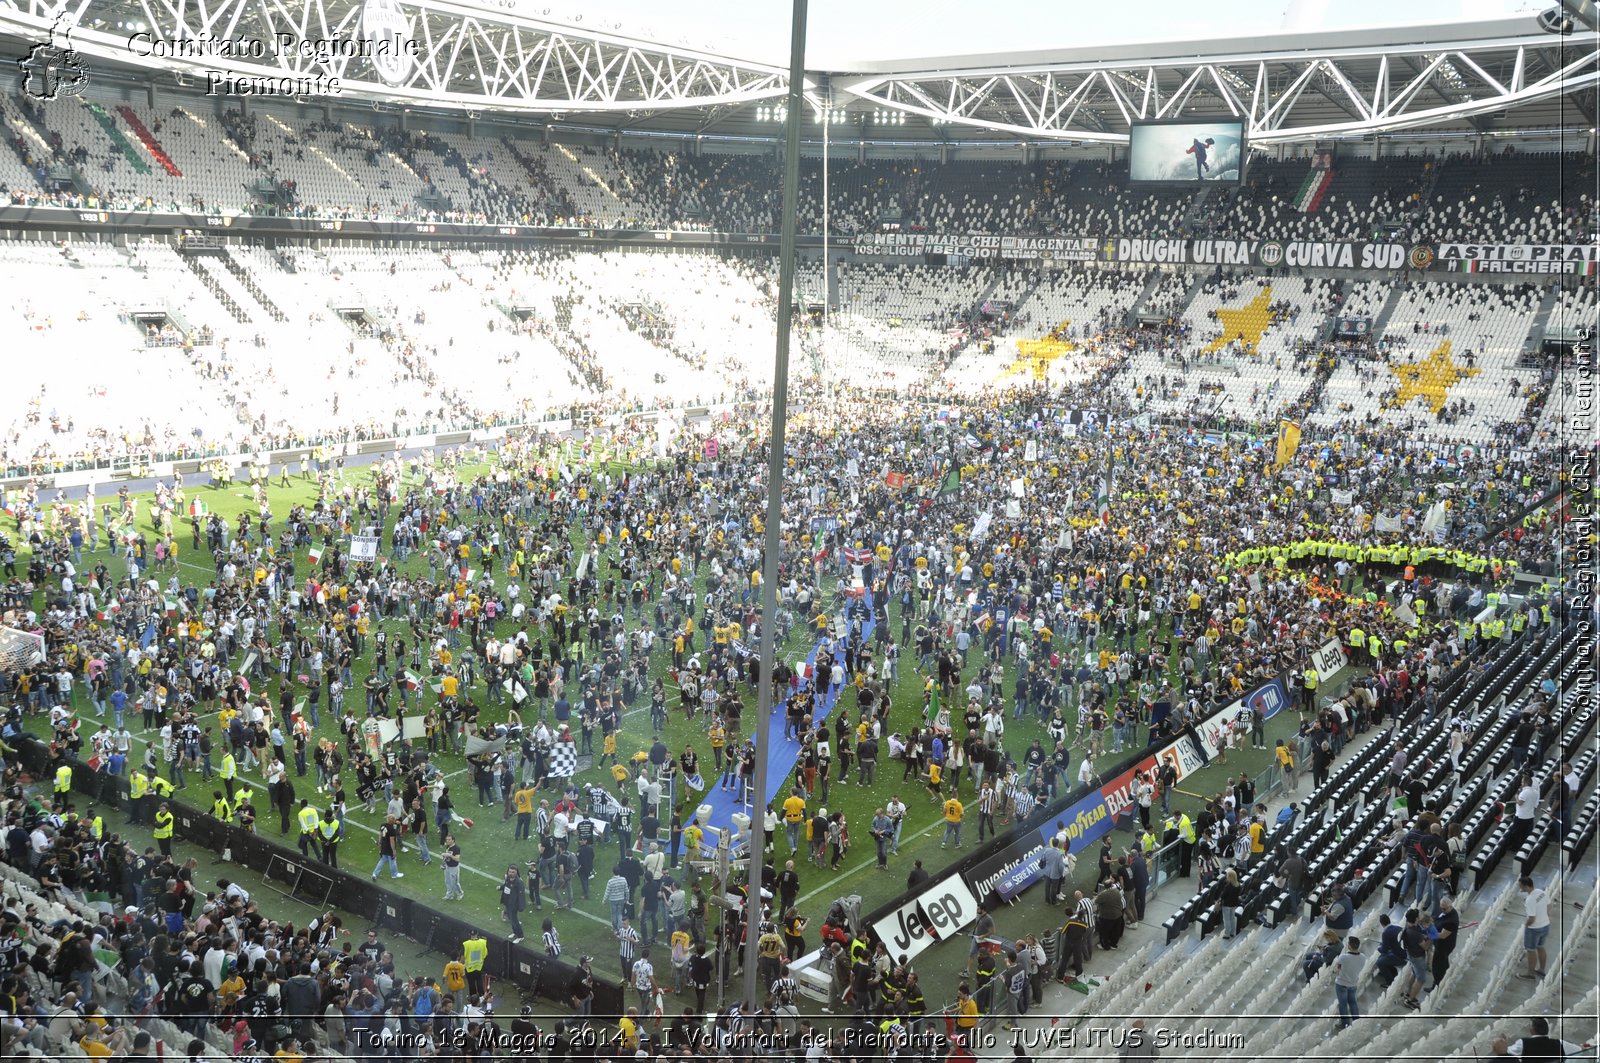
left=740, top=0, right=808, bottom=1017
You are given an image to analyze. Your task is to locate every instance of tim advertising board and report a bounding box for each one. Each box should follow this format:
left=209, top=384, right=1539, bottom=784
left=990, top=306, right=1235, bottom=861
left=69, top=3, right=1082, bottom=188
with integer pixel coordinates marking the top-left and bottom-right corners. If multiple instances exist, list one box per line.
left=964, top=735, right=1205, bottom=902
left=1194, top=677, right=1290, bottom=759
left=871, top=876, right=982, bottom=961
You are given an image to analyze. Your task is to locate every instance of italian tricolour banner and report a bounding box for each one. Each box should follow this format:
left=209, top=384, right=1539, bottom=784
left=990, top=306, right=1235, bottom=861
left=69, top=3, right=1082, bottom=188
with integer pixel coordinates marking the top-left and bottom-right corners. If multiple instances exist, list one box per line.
left=1294, top=166, right=1334, bottom=213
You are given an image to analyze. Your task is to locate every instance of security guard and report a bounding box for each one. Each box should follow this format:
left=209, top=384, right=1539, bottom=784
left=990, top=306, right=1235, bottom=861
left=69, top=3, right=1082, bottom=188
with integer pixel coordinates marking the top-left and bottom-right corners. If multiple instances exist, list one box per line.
left=128, top=769, right=150, bottom=826
left=318, top=809, right=342, bottom=868
left=297, top=799, right=321, bottom=858
left=149, top=774, right=175, bottom=800
left=1177, top=813, right=1196, bottom=877
left=53, top=760, right=72, bottom=797
left=463, top=936, right=489, bottom=997
left=219, top=749, right=238, bottom=786
left=153, top=802, right=175, bottom=857
left=211, top=790, right=234, bottom=824
left=1303, top=666, right=1319, bottom=709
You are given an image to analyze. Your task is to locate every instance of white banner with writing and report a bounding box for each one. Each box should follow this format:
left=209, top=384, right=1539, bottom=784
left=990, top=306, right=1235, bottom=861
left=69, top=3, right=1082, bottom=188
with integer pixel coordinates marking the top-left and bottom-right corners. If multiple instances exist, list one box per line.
left=870, top=876, right=982, bottom=961
left=1311, top=637, right=1349, bottom=682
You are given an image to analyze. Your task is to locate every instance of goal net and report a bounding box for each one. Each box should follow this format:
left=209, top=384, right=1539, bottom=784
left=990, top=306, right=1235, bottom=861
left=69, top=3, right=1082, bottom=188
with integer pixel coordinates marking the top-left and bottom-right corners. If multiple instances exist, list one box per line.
left=0, top=627, right=45, bottom=673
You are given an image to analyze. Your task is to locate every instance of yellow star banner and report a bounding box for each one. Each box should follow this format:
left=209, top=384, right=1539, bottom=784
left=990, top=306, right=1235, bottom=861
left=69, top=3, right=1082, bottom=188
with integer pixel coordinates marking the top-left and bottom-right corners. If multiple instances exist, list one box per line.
left=1003, top=322, right=1078, bottom=381
left=1274, top=420, right=1302, bottom=468
left=1203, top=288, right=1275, bottom=354
left=1390, top=339, right=1481, bottom=413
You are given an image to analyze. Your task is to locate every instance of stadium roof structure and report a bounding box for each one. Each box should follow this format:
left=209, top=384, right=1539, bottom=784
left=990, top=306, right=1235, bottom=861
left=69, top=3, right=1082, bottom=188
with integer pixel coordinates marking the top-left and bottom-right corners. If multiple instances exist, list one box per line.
left=0, top=0, right=795, bottom=112
left=842, top=16, right=1600, bottom=144
left=0, top=0, right=1593, bottom=144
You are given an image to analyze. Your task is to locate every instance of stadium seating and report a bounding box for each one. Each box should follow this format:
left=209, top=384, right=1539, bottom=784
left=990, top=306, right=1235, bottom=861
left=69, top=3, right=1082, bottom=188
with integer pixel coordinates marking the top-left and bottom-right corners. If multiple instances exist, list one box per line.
left=1425, top=152, right=1599, bottom=246
left=1217, top=155, right=1431, bottom=243
left=3, top=81, right=1594, bottom=254
left=1138, top=625, right=1596, bottom=1061
left=1310, top=281, right=1546, bottom=442
left=0, top=85, right=1592, bottom=470
left=0, top=857, right=354, bottom=1063
left=0, top=227, right=1586, bottom=474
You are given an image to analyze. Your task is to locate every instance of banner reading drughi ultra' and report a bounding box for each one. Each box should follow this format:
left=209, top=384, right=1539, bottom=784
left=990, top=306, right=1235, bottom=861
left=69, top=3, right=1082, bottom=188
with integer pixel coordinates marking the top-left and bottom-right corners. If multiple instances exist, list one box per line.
left=854, top=230, right=1600, bottom=275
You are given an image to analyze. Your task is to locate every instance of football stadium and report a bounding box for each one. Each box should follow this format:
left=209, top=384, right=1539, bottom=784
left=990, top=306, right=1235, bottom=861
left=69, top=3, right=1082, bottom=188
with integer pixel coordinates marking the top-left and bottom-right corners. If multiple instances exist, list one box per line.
left=0, top=0, right=1595, bottom=1059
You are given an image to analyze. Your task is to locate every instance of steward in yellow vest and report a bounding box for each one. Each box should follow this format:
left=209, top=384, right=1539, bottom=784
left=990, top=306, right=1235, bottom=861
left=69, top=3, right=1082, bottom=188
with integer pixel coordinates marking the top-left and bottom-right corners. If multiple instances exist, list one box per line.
left=462, top=937, right=489, bottom=995
left=153, top=803, right=175, bottom=855
left=297, top=800, right=321, bottom=857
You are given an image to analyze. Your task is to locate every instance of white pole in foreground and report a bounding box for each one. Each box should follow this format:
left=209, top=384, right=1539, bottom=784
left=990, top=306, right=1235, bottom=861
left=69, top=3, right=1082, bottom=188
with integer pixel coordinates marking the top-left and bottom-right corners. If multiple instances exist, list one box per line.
left=740, top=0, right=808, bottom=1014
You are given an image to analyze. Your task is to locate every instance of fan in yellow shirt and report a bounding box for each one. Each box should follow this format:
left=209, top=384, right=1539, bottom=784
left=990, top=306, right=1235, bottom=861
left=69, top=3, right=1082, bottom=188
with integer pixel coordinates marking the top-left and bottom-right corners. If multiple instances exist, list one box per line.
left=218, top=971, right=246, bottom=1007
left=443, top=958, right=467, bottom=995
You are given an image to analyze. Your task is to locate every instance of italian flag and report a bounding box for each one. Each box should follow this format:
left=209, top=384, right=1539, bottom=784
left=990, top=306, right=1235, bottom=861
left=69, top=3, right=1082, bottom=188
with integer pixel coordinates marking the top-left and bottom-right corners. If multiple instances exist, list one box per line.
left=189, top=500, right=207, bottom=517
left=1293, top=166, right=1334, bottom=213
left=1096, top=477, right=1112, bottom=526
left=307, top=546, right=323, bottom=565
left=1450, top=260, right=1481, bottom=274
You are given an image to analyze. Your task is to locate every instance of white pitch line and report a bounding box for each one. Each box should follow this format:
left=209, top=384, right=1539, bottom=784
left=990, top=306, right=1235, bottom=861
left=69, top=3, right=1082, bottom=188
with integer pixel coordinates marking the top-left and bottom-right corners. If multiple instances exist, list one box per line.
left=793, top=815, right=946, bottom=905
left=223, top=776, right=617, bottom=930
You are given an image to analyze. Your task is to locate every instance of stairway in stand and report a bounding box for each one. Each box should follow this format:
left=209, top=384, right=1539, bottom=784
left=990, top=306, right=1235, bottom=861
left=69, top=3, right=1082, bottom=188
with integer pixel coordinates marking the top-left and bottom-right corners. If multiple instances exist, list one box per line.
left=115, top=106, right=182, bottom=177
left=218, top=250, right=287, bottom=322
left=179, top=248, right=251, bottom=324
left=500, top=137, right=554, bottom=200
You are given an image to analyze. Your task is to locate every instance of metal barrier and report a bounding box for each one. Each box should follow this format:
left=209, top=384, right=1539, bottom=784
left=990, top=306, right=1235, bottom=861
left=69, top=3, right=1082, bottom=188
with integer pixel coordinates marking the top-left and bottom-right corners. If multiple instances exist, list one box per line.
left=1145, top=837, right=1184, bottom=905
left=1143, top=762, right=1283, bottom=908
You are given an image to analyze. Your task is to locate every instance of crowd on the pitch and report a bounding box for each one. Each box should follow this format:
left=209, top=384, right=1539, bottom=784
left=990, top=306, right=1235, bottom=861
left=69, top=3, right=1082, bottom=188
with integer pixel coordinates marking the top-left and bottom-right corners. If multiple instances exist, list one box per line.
left=0, top=341, right=1579, bottom=1058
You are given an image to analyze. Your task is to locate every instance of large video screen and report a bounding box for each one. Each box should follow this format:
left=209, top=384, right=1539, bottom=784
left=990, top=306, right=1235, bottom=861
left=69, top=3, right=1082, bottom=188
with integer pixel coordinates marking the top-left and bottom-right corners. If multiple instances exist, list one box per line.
left=1128, top=119, right=1246, bottom=185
